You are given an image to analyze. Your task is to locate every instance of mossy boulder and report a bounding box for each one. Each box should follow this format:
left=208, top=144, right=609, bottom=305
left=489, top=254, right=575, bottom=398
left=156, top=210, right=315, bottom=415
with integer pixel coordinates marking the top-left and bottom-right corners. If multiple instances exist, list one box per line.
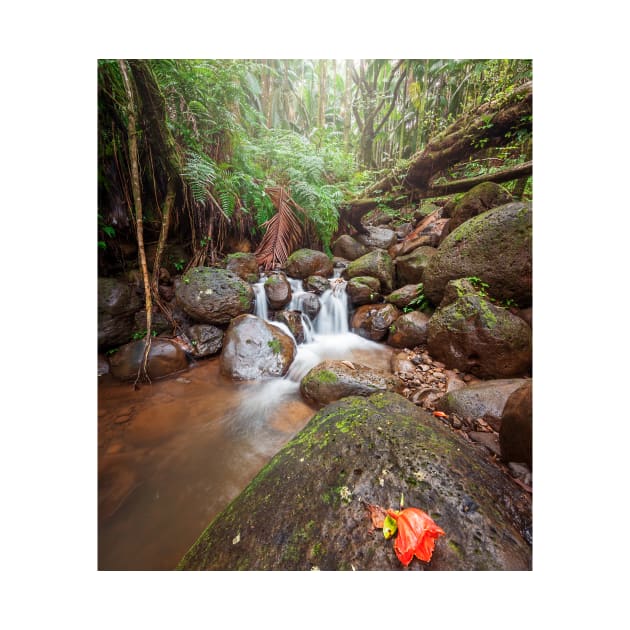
left=264, top=273, right=292, bottom=310
left=108, top=338, right=189, bottom=381
left=427, top=279, right=532, bottom=378
left=283, top=249, right=333, bottom=279
left=499, top=380, right=532, bottom=467
left=351, top=303, right=401, bottom=341
left=225, top=252, right=259, bottom=283
left=98, top=277, right=142, bottom=349
left=395, top=246, right=437, bottom=288
left=446, top=182, right=513, bottom=235
left=177, top=392, right=531, bottom=570
left=275, top=310, right=306, bottom=344
left=220, top=314, right=296, bottom=380
left=346, top=276, right=381, bottom=306
left=387, top=310, right=431, bottom=348
left=300, top=360, right=401, bottom=406
left=175, top=267, right=254, bottom=325
left=331, top=235, right=370, bottom=261
left=343, top=249, right=394, bottom=293
left=423, top=202, right=532, bottom=307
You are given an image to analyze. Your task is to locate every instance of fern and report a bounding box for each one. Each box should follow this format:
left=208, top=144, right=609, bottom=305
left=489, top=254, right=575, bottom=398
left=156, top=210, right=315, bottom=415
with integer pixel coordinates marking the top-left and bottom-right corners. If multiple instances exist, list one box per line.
left=182, top=152, right=217, bottom=204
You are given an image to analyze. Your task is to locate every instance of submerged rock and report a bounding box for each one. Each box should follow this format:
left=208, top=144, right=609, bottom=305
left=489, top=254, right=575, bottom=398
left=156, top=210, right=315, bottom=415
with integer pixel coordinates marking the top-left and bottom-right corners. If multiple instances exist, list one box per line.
left=220, top=314, right=296, bottom=380
left=177, top=392, right=531, bottom=570
left=300, top=360, right=401, bottom=406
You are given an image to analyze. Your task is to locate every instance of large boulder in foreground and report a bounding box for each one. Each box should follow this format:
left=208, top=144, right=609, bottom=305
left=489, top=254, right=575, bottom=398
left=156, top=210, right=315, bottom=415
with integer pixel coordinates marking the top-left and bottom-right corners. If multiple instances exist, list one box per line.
left=343, top=249, right=394, bottom=293
left=98, top=277, right=142, bottom=349
left=300, top=360, right=401, bottom=406
left=220, top=314, right=296, bottom=380
left=427, top=279, right=532, bottom=378
left=175, top=267, right=254, bottom=325
left=283, top=249, right=333, bottom=279
left=108, top=338, right=189, bottom=381
left=423, top=202, right=532, bottom=307
left=177, top=392, right=531, bottom=570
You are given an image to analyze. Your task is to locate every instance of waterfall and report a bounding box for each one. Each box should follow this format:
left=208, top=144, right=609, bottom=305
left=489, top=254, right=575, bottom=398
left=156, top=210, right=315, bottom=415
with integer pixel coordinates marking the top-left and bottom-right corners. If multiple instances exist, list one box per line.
left=313, top=278, right=349, bottom=335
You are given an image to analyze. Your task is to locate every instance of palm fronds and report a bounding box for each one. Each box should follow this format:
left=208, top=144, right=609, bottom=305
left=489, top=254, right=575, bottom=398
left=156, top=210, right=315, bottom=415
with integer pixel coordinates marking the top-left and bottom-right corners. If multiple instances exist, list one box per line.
left=254, top=186, right=303, bottom=271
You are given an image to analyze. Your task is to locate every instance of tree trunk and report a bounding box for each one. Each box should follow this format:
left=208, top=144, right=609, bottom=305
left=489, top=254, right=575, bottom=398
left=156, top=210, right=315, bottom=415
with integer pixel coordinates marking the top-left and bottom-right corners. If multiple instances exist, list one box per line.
left=364, top=81, right=532, bottom=197
left=318, top=59, right=327, bottom=129
left=118, top=59, right=152, bottom=385
left=343, top=60, right=352, bottom=151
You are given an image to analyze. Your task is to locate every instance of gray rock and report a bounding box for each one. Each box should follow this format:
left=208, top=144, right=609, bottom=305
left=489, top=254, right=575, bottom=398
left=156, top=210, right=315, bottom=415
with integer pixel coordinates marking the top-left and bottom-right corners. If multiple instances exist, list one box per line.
left=98, top=277, right=143, bottom=349
left=331, top=235, right=370, bottom=261
left=108, top=338, right=189, bottom=381
left=351, top=303, right=401, bottom=341
left=356, top=226, right=397, bottom=249
left=187, top=324, right=224, bottom=357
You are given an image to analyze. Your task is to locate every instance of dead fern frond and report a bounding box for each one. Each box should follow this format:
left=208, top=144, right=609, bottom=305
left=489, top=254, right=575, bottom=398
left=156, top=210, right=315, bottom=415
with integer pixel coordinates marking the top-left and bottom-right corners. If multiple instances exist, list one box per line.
left=254, top=186, right=303, bottom=271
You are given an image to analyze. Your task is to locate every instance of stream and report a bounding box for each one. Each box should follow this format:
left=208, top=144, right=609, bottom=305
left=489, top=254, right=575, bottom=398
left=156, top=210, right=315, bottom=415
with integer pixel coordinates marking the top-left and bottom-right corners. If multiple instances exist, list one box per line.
left=98, top=275, right=393, bottom=570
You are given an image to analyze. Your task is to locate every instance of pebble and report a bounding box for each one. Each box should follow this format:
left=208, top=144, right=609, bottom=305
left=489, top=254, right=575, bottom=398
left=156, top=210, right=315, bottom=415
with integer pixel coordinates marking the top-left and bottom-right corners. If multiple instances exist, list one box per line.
left=176, top=377, right=192, bottom=384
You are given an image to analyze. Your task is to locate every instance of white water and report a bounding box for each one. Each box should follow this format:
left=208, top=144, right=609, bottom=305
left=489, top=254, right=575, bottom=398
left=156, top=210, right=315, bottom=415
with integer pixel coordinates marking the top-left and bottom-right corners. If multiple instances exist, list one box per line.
left=251, top=273, right=391, bottom=394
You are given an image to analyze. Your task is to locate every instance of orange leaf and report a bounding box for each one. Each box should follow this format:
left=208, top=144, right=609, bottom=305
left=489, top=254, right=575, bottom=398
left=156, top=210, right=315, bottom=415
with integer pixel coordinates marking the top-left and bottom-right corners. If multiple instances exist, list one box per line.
left=433, top=411, right=448, bottom=418
left=386, top=507, right=446, bottom=566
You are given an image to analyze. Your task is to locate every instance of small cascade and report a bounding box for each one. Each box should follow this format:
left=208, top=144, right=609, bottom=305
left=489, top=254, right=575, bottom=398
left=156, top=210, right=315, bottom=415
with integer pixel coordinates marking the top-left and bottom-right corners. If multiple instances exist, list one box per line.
left=313, top=278, right=349, bottom=335
left=253, top=276, right=268, bottom=321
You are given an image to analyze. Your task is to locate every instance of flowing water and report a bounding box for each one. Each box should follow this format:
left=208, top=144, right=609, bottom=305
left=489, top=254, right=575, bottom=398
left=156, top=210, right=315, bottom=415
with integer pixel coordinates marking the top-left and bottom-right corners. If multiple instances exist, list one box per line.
left=98, top=273, right=393, bottom=570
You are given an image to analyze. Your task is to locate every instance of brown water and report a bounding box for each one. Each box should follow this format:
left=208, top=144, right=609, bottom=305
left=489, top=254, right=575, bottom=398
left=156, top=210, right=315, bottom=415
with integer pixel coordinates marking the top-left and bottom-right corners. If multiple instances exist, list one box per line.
left=98, top=336, right=392, bottom=570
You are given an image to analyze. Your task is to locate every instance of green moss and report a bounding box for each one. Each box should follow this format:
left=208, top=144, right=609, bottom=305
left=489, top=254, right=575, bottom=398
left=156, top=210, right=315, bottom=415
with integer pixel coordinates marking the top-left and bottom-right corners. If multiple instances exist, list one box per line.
left=267, top=338, right=282, bottom=354
left=314, top=369, right=338, bottom=384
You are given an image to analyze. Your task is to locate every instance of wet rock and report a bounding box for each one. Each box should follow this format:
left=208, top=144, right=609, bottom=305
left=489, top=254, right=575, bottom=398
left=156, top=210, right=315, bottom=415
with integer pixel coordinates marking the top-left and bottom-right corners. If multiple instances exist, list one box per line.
left=98, top=277, right=143, bottom=349
left=331, top=235, right=370, bottom=261
left=427, top=279, right=532, bottom=378
left=469, top=432, right=502, bottom=457
left=264, top=273, right=292, bottom=310
left=517, top=307, right=533, bottom=328
left=283, top=249, right=333, bottom=279
left=423, top=202, right=532, bottom=307
left=225, top=252, right=259, bottom=283
left=445, top=370, right=467, bottom=393
left=436, top=378, right=529, bottom=430
left=300, top=360, right=401, bottom=406
left=178, top=392, right=531, bottom=570
left=98, top=354, right=110, bottom=377
left=186, top=324, right=224, bottom=357
left=343, top=249, right=394, bottom=293
left=395, top=246, right=438, bottom=288
left=304, top=275, right=330, bottom=295
left=175, top=267, right=254, bottom=325
left=385, top=284, right=422, bottom=309
left=445, top=182, right=513, bottom=236
left=275, top=310, right=306, bottom=344
left=299, top=293, right=321, bottom=320
left=500, top=380, right=532, bottom=467
left=387, top=311, right=431, bottom=348
left=220, top=314, right=296, bottom=380
left=351, top=303, right=401, bottom=341
left=108, top=338, right=189, bottom=381
left=356, top=226, right=397, bottom=249
left=346, top=276, right=381, bottom=306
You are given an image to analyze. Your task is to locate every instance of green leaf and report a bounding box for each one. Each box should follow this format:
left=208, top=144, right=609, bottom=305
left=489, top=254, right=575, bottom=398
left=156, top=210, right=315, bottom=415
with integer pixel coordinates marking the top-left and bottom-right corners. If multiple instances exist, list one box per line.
left=383, top=514, right=398, bottom=539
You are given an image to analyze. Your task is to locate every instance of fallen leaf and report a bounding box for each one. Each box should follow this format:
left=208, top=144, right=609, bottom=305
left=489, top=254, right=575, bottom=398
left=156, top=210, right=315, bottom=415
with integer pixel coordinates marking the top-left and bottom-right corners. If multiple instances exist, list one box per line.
left=367, top=503, right=387, bottom=529
left=433, top=411, right=448, bottom=418
left=383, top=514, right=398, bottom=539
left=341, top=360, right=356, bottom=370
